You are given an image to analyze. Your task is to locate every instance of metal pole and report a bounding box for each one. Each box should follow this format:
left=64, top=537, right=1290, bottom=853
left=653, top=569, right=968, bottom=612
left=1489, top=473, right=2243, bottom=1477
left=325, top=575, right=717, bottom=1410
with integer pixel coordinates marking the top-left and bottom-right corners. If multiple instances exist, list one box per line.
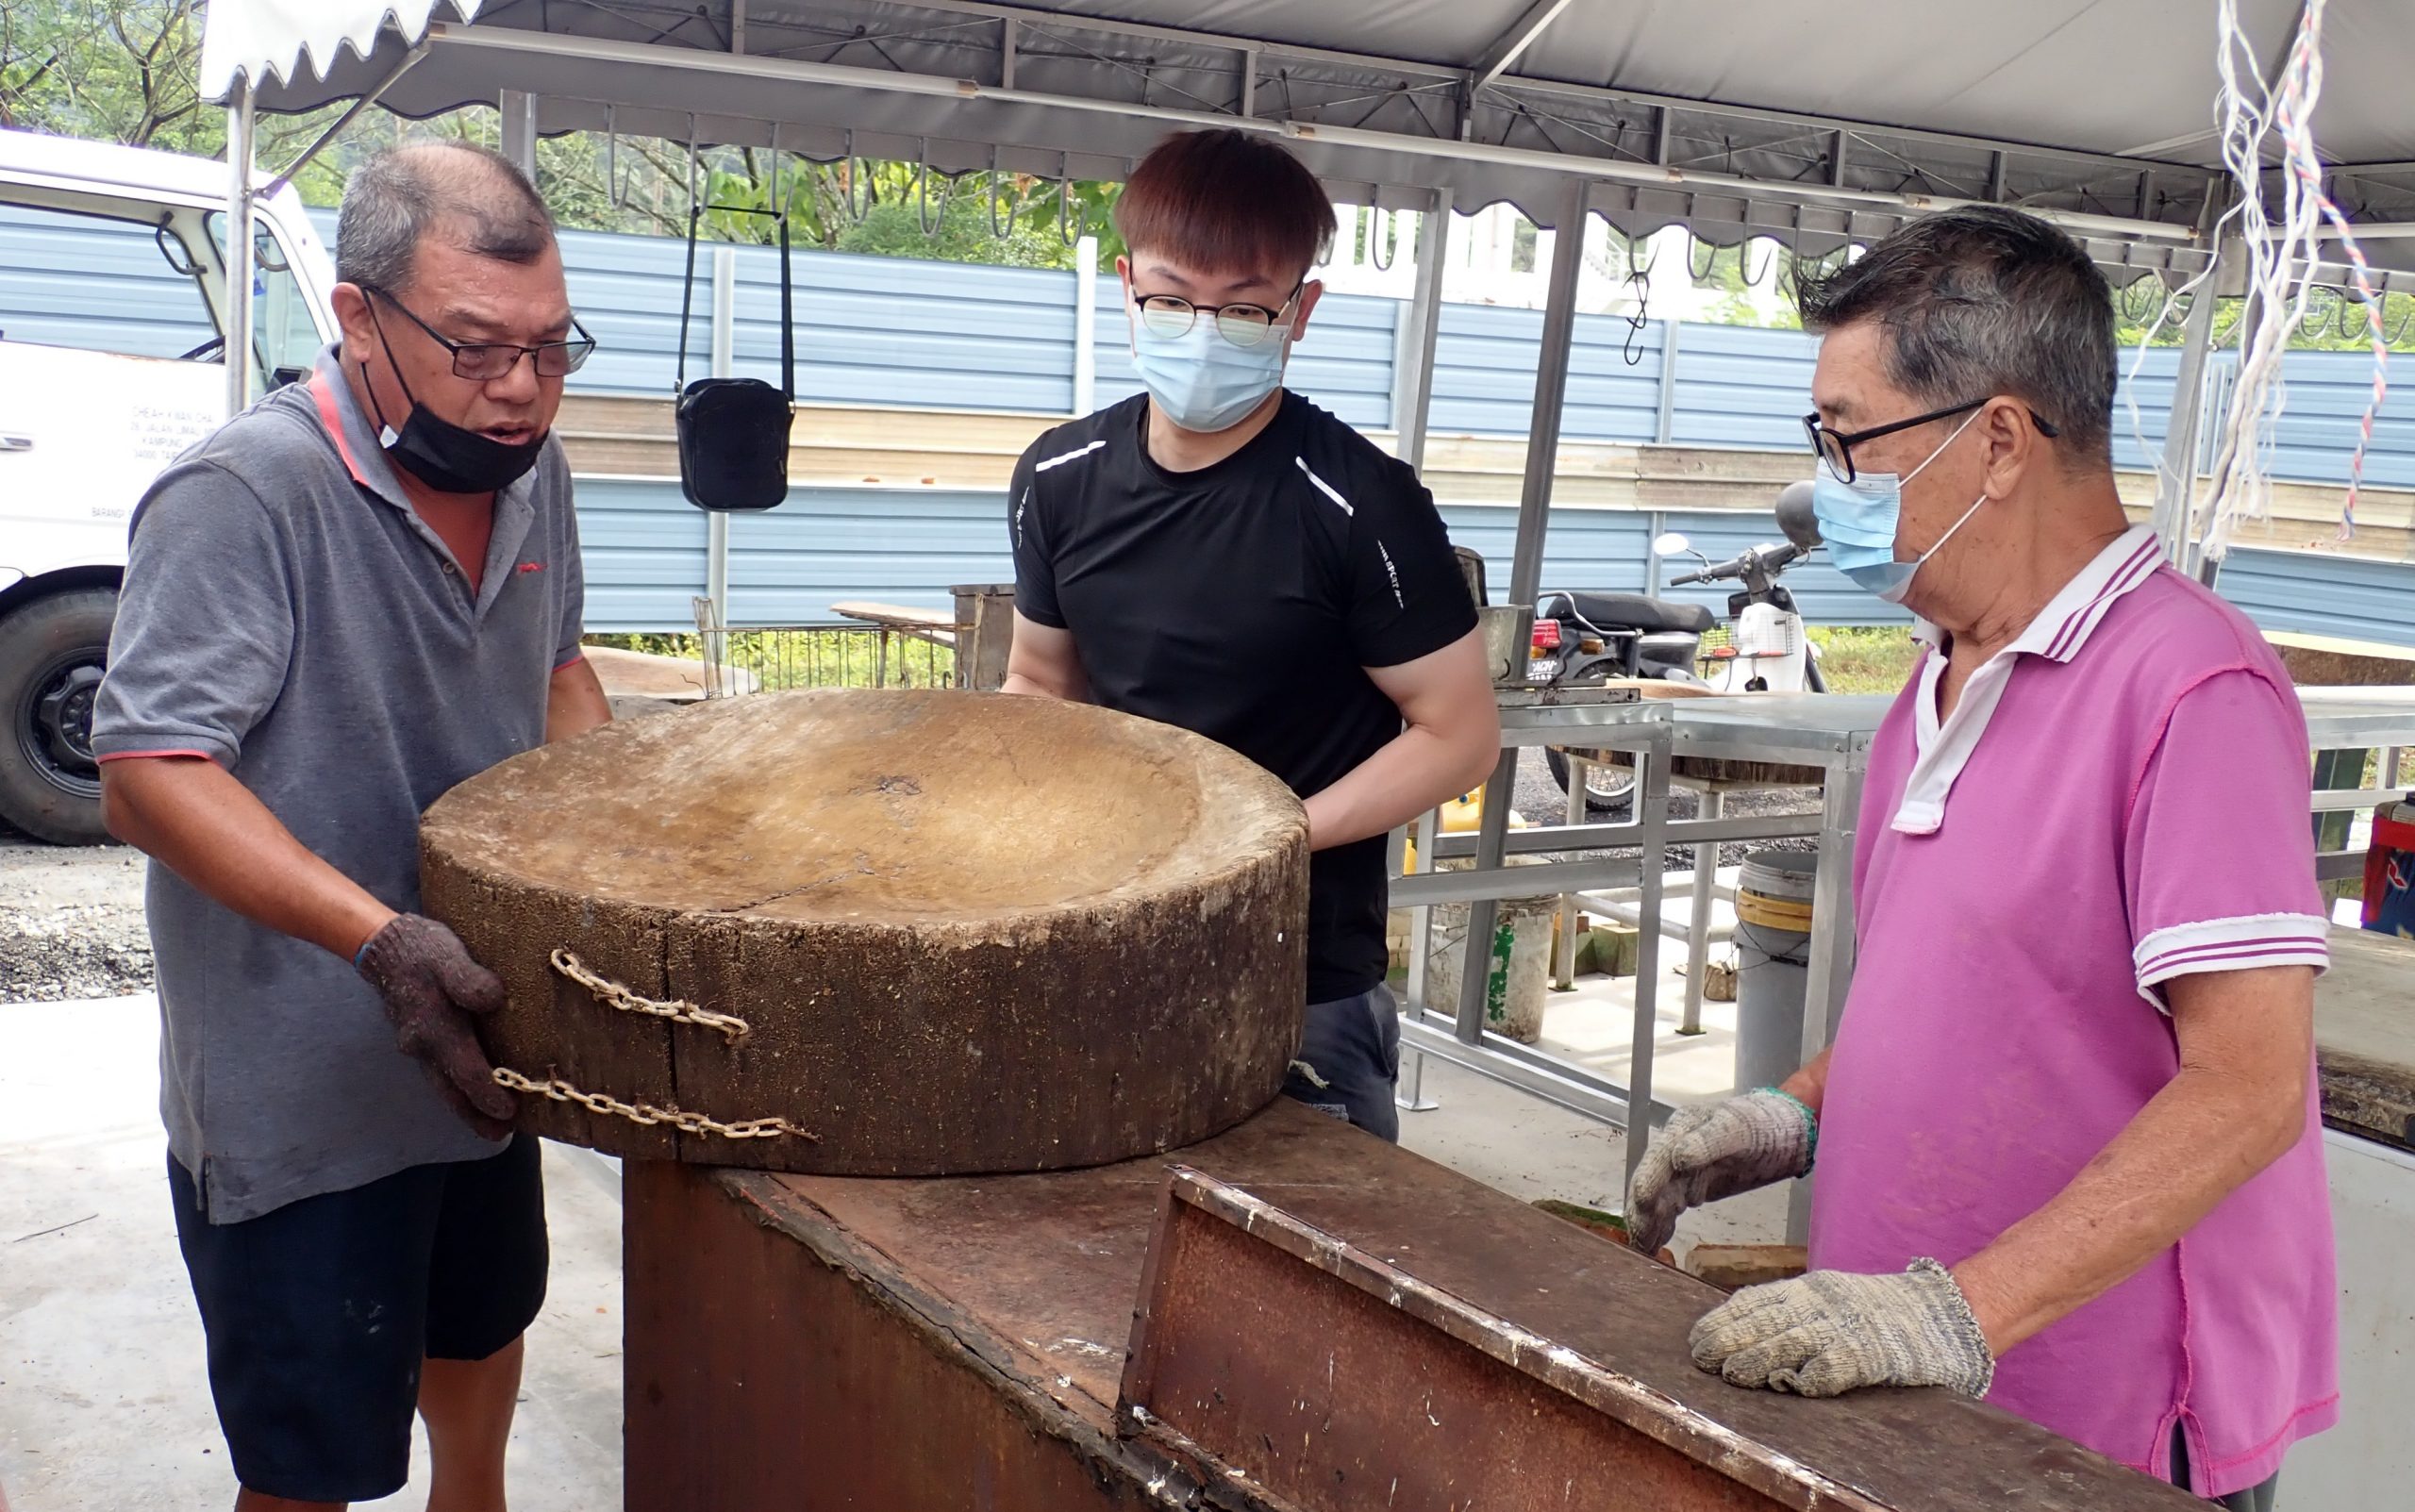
left=1452, top=751, right=1520, bottom=1044
left=1398, top=805, right=1442, bottom=1113
left=1073, top=234, right=1099, bottom=415
left=1678, top=786, right=1722, bottom=1035
left=2148, top=230, right=2234, bottom=565
left=499, top=89, right=539, bottom=175
left=1393, top=189, right=1454, bottom=471
left=1622, top=724, right=1673, bottom=1191
left=707, top=246, right=736, bottom=645
left=225, top=78, right=257, bottom=419
left=1507, top=178, right=1591, bottom=606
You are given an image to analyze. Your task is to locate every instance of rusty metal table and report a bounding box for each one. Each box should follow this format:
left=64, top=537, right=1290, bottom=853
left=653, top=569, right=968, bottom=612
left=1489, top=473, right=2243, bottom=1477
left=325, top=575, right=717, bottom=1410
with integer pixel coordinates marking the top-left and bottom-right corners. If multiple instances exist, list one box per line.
left=622, top=1098, right=2198, bottom=1511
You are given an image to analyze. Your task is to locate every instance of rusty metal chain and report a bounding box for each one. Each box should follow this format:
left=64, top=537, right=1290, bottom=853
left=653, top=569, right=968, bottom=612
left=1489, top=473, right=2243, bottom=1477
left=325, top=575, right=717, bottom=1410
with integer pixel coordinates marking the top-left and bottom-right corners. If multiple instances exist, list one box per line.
left=549, top=948, right=751, bottom=1040
left=491, top=1067, right=816, bottom=1142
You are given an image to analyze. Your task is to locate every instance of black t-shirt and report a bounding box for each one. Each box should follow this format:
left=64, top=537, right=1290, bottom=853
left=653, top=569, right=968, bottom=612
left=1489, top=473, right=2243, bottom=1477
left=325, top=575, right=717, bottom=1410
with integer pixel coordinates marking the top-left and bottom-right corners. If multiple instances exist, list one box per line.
left=1010, top=390, right=1477, bottom=1002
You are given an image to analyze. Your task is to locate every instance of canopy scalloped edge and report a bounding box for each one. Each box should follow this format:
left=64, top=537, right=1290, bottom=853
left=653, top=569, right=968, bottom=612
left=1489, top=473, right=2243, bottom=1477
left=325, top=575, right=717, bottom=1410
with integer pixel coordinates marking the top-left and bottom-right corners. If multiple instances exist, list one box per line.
left=200, top=1, right=488, bottom=101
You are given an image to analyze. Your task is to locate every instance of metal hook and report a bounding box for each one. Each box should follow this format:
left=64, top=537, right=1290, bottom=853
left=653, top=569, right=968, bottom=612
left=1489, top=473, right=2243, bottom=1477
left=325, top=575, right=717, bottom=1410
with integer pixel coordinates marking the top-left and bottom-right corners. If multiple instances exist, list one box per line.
left=1688, top=234, right=1721, bottom=282
left=1366, top=204, right=1396, bottom=272
left=989, top=163, right=1014, bottom=240
left=1622, top=269, right=1651, bottom=367
left=1058, top=170, right=1088, bottom=247
left=605, top=106, right=629, bottom=208
left=916, top=142, right=946, bottom=236
left=1738, top=237, right=1775, bottom=288
left=1622, top=229, right=1659, bottom=277
left=2385, top=300, right=2415, bottom=347
left=841, top=131, right=874, bottom=224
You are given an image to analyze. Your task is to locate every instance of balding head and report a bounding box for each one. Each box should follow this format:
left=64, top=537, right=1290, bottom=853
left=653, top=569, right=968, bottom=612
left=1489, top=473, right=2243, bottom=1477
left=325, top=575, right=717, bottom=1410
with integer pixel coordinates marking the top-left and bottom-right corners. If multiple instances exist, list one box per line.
left=336, top=141, right=556, bottom=295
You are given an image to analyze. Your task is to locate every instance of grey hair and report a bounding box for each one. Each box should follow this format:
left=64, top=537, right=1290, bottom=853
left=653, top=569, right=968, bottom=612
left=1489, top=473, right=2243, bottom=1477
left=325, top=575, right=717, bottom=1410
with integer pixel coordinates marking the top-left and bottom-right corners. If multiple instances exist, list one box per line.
left=335, top=141, right=556, bottom=293
left=1797, top=207, right=2116, bottom=463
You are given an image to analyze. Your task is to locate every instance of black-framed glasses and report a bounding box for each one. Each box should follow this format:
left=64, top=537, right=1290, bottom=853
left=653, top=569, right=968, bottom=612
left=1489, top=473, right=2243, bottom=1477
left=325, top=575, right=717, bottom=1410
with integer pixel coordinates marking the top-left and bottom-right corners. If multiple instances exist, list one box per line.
left=1132, top=283, right=1304, bottom=348
left=1803, top=397, right=2060, bottom=482
left=360, top=283, right=596, bottom=380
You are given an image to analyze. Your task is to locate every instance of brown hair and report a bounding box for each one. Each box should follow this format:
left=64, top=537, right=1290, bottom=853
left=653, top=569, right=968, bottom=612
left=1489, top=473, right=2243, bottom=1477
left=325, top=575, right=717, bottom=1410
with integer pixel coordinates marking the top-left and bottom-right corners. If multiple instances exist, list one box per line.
left=1112, top=129, right=1335, bottom=279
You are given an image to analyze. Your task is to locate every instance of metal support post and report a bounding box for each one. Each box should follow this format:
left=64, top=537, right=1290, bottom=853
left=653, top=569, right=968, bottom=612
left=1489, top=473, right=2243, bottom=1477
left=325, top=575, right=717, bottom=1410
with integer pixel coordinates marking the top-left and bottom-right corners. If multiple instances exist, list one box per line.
left=706, top=246, right=736, bottom=647
left=1621, top=732, right=1673, bottom=1192
left=1073, top=235, right=1100, bottom=416
left=225, top=80, right=257, bottom=419
left=1398, top=806, right=1442, bottom=1113
left=1653, top=320, right=1680, bottom=444
left=1392, top=189, right=1454, bottom=470
left=1451, top=750, right=1521, bottom=1044
left=1507, top=178, right=1592, bottom=606
left=1786, top=760, right=1863, bottom=1242
left=1679, top=786, right=1723, bottom=1035
left=499, top=89, right=538, bottom=175
left=2148, top=227, right=2235, bottom=565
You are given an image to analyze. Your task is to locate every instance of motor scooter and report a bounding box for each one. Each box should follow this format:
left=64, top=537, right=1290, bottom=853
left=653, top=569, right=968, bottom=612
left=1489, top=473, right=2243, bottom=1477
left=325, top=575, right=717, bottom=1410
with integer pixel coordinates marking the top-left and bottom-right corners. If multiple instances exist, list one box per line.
left=1533, top=481, right=1825, bottom=809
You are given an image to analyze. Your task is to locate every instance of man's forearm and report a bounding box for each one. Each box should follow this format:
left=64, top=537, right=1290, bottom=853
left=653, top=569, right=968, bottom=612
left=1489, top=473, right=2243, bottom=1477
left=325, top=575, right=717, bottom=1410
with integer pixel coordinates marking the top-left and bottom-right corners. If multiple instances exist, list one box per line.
left=1303, top=721, right=1498, bottom=852
left=103, top=758, right=393, bottom=961
left=1950, top=1062, right=2304, bottom=1355
left=547, top=656, right=612, bottom=742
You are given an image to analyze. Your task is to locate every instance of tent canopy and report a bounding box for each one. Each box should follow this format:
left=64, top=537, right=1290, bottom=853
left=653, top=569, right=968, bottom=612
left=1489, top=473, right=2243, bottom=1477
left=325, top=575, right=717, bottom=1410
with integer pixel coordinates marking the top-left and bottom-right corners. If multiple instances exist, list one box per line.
left=202, top=0, right=2415, bottom=285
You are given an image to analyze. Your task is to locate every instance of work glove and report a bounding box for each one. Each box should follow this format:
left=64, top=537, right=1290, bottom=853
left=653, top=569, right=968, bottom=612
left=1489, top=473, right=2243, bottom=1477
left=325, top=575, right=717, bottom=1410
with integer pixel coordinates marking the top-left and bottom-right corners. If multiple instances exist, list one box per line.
left=1624, top=1088, right=1816, bottom=1256
left=356, top=914, right=518, bottom=1139
left=1689, top=1259, right=1995, bottom=1399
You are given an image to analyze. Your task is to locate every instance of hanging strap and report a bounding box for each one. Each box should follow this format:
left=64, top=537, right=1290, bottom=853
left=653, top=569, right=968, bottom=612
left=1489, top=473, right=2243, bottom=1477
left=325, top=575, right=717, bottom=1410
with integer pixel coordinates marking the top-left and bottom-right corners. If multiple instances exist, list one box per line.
left=675, top=196, right=702, bottom=393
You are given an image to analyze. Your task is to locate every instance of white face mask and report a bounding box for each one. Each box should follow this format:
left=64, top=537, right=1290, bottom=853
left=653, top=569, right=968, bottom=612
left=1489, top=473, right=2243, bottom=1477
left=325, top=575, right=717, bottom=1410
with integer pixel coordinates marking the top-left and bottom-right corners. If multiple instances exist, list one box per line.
left=1125, top=298, right=1292, bottom=434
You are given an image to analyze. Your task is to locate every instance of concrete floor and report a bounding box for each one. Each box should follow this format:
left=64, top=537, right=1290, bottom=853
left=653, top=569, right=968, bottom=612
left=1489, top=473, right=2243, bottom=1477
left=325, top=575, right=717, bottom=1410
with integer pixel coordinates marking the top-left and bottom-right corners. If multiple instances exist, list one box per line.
left=0, top=956, right=1783, bottom=1511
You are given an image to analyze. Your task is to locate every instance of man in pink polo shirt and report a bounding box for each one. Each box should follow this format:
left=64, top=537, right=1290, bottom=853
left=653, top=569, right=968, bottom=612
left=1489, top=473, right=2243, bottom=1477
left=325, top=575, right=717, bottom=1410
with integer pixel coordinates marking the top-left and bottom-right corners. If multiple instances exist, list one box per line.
left=1626, top=208, right=2333, bottom=1510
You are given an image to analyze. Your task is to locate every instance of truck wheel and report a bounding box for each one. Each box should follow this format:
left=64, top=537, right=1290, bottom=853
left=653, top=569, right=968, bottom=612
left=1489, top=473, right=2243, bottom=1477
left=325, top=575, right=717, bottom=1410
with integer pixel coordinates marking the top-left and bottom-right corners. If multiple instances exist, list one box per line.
left=0, top=587, right=117, bottom=844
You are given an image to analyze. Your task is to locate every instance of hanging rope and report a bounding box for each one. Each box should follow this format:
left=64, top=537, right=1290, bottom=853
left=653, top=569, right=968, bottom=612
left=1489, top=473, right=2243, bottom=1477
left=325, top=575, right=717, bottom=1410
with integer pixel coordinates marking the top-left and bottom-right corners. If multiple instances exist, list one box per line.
left=2191, top=0, right=2383, bottom=556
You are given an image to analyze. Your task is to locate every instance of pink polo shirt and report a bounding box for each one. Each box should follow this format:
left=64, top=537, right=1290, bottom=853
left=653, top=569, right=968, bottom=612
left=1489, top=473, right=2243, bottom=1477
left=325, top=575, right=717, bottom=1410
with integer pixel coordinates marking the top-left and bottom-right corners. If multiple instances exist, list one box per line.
left=1807, top=527, right=2337, bottom=1498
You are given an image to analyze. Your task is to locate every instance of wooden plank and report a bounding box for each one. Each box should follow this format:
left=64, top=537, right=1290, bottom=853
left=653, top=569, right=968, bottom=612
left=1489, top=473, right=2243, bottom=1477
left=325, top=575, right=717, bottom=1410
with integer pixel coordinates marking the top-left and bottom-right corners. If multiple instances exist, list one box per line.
left=2319, top=926, right=2415, bottom=1151
left=751, top=1099, right=2201, bottom=1511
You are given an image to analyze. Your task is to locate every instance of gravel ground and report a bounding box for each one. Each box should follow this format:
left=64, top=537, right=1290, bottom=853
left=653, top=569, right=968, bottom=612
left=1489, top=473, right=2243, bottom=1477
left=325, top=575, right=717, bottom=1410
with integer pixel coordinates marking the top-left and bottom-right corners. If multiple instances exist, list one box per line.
left=0, top=822, right=154, bottom=1003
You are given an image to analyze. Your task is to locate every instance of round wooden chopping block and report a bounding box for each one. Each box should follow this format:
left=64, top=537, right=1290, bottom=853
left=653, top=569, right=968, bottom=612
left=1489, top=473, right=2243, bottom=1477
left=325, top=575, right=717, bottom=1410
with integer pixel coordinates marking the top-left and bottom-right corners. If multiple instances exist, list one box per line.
left=419, top=689, right=1308, bottom=1174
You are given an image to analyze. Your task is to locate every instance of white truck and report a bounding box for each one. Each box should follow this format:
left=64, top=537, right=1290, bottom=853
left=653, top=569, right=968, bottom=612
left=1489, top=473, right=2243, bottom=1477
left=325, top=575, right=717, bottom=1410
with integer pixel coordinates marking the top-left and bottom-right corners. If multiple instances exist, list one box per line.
left=0, top=128, right=336, bottom=842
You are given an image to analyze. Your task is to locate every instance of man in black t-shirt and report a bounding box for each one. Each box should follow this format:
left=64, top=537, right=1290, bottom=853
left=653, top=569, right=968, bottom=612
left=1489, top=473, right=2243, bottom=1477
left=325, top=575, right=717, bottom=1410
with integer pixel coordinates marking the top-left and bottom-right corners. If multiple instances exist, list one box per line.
left=1004, top=129, right=1500, bottom=1140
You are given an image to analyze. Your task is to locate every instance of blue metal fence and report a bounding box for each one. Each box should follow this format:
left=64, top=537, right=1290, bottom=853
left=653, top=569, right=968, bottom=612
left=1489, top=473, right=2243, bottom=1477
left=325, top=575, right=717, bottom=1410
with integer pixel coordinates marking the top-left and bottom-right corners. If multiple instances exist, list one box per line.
left=6, top=205, right=2410, bottom=645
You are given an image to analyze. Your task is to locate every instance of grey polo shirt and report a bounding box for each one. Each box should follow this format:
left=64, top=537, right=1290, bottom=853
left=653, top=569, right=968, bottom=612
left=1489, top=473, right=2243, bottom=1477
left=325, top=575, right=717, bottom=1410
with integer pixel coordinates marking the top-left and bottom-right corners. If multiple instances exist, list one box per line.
left=92, top=344, right=585, bottom=1223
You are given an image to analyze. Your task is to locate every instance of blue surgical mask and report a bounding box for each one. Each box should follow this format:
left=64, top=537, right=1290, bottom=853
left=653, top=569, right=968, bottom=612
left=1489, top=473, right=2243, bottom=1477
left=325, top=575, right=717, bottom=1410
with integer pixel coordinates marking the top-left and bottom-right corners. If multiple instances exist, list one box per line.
left=1128, top=304, right=1290, bottom=434
left=1812, top=408, right=1988, bottom=605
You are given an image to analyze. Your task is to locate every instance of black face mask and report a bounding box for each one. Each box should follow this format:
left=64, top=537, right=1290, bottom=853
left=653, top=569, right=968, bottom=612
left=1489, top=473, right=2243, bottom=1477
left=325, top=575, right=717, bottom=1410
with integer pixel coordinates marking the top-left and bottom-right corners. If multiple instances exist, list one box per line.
left=360, top=309, right=544, bottom=495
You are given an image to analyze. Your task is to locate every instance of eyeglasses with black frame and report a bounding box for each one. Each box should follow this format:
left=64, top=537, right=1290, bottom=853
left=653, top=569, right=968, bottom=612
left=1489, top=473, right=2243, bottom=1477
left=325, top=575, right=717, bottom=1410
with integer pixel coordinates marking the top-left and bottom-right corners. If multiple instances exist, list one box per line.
left=1804, top=397, right=2061, bottom=483
left=359, top=283, right=597, bottom=380
left=1130, top=282, right=1304, bottom=348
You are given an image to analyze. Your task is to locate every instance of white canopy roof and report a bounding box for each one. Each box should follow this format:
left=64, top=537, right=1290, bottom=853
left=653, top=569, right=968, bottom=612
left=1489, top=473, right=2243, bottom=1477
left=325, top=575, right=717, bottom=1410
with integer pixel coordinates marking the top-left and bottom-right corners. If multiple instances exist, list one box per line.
left=200, top=1, right=2415, bottom=282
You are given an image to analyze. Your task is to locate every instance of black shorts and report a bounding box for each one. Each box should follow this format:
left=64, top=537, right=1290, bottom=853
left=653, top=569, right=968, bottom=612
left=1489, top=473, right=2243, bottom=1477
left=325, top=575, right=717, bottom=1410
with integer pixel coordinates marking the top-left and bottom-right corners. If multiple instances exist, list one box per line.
left=167, top=1136, right=549, bottom=1504
left=1281, top=984, right=1404, bottom=1141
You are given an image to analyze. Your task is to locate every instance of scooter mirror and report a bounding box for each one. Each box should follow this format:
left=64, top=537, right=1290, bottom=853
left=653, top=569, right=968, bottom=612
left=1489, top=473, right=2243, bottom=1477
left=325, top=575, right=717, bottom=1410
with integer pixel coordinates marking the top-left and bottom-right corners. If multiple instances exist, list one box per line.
left=1651, top=531, right=1692, bottom=557
left=1774, top=480, right=1822, bottom=549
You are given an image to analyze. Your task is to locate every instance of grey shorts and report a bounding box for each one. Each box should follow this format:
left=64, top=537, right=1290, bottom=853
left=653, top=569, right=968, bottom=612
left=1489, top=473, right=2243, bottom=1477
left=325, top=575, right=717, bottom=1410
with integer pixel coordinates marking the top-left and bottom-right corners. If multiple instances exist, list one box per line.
left=1281, top=985, right=1402, bottom=1141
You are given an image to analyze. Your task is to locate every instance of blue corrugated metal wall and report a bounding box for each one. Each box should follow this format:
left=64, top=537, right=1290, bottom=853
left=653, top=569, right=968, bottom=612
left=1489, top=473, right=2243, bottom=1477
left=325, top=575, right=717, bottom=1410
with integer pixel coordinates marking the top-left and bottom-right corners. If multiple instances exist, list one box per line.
left=17, top=204, right=2415, bottom=464
left=6, top=204, right=2409, bottom=645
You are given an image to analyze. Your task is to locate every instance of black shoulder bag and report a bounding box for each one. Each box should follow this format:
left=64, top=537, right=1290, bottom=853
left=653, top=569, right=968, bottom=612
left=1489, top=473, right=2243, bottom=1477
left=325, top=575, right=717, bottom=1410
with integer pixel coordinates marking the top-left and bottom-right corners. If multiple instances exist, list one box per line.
left=673, top=198, right=795, bottom=511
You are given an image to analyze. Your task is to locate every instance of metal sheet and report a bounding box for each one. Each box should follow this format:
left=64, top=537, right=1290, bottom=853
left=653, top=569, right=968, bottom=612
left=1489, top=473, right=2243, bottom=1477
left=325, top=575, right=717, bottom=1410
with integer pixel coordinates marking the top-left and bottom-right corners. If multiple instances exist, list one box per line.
left=727, top=1099, right=2209, bottom=1512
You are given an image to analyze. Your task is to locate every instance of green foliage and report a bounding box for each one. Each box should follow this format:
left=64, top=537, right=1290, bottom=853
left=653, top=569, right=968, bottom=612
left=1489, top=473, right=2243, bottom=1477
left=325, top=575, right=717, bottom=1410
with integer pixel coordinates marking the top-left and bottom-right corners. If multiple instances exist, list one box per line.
left=1804, top=625, right=1924, bottom=695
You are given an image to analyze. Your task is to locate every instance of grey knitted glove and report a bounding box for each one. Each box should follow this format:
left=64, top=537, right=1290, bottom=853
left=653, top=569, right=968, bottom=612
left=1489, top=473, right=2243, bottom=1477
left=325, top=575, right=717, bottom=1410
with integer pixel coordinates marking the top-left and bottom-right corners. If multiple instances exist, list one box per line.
left=1624, top=1088, right=1816, bottom=1256
left=357, top=914, right=517, bottom=1138
left=1688, top=1259, right=1995, bottom=1399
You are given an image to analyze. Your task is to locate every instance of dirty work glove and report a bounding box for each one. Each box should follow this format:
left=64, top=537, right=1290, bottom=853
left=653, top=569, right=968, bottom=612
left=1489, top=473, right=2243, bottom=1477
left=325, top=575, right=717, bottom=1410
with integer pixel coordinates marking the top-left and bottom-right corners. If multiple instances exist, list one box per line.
left=356, top=914, right=517, bottom=1138
left=1624, top=1088, right=1816, bottom=1256
left=1689, top=1259, right=1995, bottom=1399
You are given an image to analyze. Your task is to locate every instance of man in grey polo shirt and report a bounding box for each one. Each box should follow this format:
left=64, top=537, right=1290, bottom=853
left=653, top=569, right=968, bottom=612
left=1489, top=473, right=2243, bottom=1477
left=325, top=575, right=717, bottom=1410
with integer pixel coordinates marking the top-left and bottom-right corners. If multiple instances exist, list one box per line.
left=92, top=141, right=609, bottom=1511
